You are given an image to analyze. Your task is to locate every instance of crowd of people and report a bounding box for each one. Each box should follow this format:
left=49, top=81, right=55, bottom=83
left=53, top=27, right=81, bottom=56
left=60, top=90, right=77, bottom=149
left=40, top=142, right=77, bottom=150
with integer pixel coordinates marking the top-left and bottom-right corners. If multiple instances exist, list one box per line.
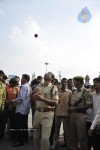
left=0, top=69, right=100, bottom=150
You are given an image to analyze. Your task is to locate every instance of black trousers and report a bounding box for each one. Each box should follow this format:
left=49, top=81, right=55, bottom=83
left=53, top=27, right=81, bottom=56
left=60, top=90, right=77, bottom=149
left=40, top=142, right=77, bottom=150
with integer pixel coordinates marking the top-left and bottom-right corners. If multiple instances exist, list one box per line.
left=0, top=106, right=10, bottom=139
left=86, top=121, right=93, bottom=150
left=14, top=113, right=28, bottom=143
left=92, top=134, right=100, bottom=150
left=0, top=105, right=16, bottom=138
left=49, top=114, right=55, bottom=145
left=0, top=112, right=6, bottom=139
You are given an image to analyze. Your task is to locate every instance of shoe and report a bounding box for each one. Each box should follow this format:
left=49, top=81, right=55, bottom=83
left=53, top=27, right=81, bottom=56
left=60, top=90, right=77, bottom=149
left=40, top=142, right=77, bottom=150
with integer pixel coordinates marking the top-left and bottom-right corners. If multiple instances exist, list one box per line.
left=12, top=141, right=24, bottom=147
left=62, top=144, right=67, bottom=147
left=66, top=147, right=71, bottom=150
left=0, top=136, right=4, bottom=141
left=50, top=144, right=56, bottom=150
left=30, top=135, right=33, bottom=139
left=24, top=137, right=29, bottom=142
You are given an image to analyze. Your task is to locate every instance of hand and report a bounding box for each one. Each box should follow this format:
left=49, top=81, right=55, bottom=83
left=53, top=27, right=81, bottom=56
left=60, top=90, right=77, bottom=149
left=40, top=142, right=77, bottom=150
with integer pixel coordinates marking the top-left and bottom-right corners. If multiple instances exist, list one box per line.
left=31, top=88, right=42, bottom=101
left=88, top=129, right=94, bottom=136
left=7, top=101, right=13, bottom=105
left=32, top=88, right=41, bottom=95
left=58, top=100, right=61, bottom=103
left=33, top=93, right=44, bottom=101
left=68, top=107, right=77, bottom=112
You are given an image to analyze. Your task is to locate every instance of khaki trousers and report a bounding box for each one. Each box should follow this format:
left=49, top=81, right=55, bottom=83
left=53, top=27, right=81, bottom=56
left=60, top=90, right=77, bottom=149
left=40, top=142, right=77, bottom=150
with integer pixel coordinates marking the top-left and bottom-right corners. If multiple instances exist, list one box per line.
left=33, top=111, right=54, bottom=150
left=69, top=112, right=88, bottom=150
left=53, top=116, right=70, bottom=147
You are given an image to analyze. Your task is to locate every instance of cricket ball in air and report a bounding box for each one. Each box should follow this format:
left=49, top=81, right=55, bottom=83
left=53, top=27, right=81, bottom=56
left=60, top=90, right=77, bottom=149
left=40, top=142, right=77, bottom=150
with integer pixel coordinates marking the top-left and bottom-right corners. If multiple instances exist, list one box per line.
left=34, top=34, right=38, bottom=38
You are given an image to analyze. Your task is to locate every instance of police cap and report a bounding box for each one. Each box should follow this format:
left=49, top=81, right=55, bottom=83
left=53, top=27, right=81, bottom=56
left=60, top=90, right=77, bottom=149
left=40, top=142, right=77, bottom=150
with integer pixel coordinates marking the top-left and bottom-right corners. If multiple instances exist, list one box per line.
left=73, top=76, right=84, bottom=82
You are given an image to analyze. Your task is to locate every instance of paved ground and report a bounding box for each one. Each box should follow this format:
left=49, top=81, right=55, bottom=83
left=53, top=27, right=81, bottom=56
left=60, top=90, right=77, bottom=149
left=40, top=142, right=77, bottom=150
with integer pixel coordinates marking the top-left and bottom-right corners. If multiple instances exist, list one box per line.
left=0, top=134, right=66, bottom=150
left=0, top=112, right=66, bottom=150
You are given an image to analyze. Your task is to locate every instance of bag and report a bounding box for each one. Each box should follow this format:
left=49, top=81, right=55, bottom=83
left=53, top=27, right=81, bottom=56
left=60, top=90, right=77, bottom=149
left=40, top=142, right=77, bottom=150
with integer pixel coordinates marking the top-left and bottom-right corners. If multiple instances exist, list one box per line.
left=93, top=125, right=100, bottom=136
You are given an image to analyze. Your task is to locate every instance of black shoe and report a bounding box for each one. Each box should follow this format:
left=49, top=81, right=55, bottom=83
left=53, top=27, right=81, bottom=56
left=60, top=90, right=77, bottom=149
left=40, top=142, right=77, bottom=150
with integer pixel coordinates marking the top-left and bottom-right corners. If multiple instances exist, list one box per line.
left=24, top=138, right=29, bottom=142
left=66, top=147, right=71, bottom=150
left=62, top=144, right=67, bottom=147
left=12, top=141, right=24, bottom=147
left=50, top=144, right=56, bottom=150
left=0, top=136, right=4, bottom=141
left=30, top=135, right=33, bottom=139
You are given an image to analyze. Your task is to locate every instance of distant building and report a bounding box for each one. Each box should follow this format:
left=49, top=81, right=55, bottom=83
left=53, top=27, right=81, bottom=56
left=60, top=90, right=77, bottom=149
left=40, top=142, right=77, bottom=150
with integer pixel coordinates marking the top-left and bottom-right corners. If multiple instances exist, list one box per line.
left=58, top=71, right=62, bottom=82
left=99, top=72, right=100, bottom=78
left=32, top=72, right=35, bottom=80
left=8, top=75, right=16, bottom=79
left=85, top=74, right=90, bottom=86
left=6, top=74, right=17, bottom=84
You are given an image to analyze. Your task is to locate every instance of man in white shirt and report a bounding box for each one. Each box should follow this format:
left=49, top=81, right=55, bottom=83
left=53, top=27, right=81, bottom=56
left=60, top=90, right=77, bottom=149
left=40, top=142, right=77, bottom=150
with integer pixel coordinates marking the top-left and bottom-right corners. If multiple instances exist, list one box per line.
left=88, top=77, right=100, bottom=150
left=89, top=108, right=100, bottom=131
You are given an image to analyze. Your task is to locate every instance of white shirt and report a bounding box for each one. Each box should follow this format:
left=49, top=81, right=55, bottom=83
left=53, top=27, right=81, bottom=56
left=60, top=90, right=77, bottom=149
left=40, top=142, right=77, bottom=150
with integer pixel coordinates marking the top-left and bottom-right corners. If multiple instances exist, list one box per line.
left=91, top=108, right=100, bottom=129
left=90, top=92, right=100, bottom=129
left=91, top=92, right=100, bottom=122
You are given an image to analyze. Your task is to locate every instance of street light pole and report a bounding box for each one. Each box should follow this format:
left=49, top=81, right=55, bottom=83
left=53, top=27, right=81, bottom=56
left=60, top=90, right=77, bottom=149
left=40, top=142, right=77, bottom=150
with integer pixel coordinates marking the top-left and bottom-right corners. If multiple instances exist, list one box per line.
left=45, top=62, right=49, bottom=73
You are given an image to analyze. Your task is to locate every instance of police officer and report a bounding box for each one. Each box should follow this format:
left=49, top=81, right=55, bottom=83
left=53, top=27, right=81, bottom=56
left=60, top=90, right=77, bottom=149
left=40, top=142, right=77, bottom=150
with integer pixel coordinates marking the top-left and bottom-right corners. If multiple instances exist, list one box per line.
left=68, top=76, right=92, bottom=150
left=32, top=73, right=59, bottom=150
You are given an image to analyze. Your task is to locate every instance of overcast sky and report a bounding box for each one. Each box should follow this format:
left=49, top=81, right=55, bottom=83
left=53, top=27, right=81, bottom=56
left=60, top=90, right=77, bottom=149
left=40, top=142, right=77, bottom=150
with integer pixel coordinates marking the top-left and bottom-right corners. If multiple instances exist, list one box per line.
left=0, top=0, right=100, bottom=83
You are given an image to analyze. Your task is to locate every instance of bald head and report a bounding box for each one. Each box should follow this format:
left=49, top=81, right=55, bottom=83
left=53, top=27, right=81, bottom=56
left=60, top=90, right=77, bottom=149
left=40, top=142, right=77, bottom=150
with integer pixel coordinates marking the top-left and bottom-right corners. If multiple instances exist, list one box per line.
left=44, top=73, right=52, bottom=81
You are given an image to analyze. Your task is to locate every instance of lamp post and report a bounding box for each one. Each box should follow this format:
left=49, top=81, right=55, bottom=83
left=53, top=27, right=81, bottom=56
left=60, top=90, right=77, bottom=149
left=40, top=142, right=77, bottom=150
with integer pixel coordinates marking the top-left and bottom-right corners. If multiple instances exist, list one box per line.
left=45, top=62, right=49, bottom=73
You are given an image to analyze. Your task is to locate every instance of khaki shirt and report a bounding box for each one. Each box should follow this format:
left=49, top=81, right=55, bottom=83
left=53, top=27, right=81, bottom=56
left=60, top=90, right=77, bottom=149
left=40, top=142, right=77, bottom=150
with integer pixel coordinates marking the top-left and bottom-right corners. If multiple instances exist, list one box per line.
left=0, top=81, right=6, bottom=110
left=36, top=83, right=59, bottom=109
left=55, top=89, right=72, bottom=116
left=70, top=87, right=92, bottom=107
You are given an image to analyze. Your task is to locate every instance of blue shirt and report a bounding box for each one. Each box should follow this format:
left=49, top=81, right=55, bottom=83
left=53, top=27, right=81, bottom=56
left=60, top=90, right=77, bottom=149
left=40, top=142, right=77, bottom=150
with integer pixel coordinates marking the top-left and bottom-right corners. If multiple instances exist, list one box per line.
left=13, top=83, right=31, bottom=115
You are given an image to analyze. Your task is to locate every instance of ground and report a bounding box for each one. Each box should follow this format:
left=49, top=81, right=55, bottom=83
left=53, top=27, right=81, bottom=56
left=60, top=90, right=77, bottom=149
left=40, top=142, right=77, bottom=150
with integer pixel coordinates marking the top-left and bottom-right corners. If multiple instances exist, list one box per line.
left=0, top=112, right=66, bottom=150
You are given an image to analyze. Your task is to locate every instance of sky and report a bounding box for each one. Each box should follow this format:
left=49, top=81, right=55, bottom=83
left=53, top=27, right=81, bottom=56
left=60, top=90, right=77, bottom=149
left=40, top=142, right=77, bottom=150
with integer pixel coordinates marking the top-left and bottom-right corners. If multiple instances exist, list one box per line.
left=0, top=0, right=100, bottom=83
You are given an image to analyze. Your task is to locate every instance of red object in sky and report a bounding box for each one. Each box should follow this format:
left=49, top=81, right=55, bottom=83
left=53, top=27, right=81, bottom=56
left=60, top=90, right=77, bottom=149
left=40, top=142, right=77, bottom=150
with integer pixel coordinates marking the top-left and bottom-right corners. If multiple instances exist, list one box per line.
left=34, top=34, right=38, bottom=38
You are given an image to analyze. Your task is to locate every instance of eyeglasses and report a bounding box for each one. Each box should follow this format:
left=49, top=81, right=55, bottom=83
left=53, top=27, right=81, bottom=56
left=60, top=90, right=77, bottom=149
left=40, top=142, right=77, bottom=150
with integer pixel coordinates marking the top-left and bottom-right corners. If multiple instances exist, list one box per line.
left=44, top=78, right=51, bottom=81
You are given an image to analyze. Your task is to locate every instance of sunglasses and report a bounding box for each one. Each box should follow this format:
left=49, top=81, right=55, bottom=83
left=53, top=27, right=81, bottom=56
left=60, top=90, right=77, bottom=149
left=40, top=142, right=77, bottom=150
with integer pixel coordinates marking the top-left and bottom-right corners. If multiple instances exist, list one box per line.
left=44, top=78, right=51, bottom=81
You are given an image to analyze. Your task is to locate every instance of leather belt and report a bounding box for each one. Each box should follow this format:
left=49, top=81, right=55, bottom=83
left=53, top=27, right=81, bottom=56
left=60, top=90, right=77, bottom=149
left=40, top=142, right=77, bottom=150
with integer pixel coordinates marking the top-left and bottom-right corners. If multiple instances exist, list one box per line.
left=36, top=108, right=54, bottom=112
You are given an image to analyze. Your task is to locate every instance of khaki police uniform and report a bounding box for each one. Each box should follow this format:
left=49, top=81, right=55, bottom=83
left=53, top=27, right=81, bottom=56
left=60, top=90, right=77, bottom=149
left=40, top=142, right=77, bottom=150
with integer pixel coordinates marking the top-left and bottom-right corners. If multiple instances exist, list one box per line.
left=33, top=83, right=59, bottom=150
left=69, top=87, right=92, bottom=150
